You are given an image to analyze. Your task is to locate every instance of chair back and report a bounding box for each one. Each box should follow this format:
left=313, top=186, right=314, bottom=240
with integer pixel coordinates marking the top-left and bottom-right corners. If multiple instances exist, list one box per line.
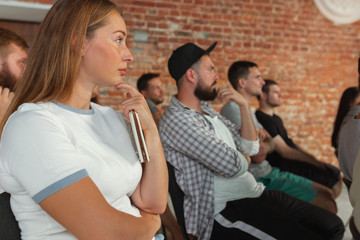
left=0, top=192, right=21, bottom=240
left=167, top=162, right=190, bottom=240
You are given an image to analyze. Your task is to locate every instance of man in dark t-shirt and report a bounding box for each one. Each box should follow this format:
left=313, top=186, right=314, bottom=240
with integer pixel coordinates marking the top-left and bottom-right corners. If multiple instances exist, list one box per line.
left=256, top=79, right=342, bottom=198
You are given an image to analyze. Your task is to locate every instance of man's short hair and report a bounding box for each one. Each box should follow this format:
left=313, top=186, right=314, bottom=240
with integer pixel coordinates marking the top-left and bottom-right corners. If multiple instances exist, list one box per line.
left=228, top=61, right=258, bottom=90
left=0, top=27, right=28, bottom=59
left=262, top=79, right=278, bottom=94
left=257, top=79, right=278, bottom=100
left=137, top=73, right=160, bottom=92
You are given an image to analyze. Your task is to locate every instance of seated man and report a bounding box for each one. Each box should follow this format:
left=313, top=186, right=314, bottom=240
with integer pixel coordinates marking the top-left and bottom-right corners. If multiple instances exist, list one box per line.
left=0, top=27, right=28, bottom=122
left=137, top=73, right=165, bottom=125
left=221, top=61, right=336, bottom=213
left=256, top=79, right=342, bottom=197
left=137, top=73, right=184, bottom=240
left=0, top=27, right=28, bottom=240
left=159, top=42, right=344, bottom=240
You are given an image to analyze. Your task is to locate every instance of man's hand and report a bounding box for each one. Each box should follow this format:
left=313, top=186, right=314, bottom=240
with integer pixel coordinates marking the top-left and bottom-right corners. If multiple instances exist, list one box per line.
left=242, top=153, right=251, bottom=165
left=217, top=85, right=248, bottom=108
left=258, top=128, right=266, bottom=141
left=0, top=86, right=14, bottom=121
left=251, top=139, right=266, bottom=163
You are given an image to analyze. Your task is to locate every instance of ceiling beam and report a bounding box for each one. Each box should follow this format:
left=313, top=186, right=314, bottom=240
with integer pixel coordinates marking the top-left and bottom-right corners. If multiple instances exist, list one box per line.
left=0, top=1, right=52, bottom=23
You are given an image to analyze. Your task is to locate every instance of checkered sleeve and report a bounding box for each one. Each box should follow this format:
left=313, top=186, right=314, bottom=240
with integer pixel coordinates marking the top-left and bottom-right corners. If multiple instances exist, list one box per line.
left=217, top=110, right=259, bottom=156
left=162, top=108, right=248, bottom=178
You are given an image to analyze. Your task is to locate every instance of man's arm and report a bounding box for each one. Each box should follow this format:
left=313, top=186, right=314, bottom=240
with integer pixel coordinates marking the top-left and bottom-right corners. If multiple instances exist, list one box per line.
left=251, top=128, right=274, bottom=163
left=251, top=141, right=266, bottom=163
left=260, top=128, right=275, bottom=154
left=161, top=110, right=249, bottom=178
left=272, top=135, right=325, bottom=168
left=220, top=101, right=241, bottom=126
left=217, top=85, right=257, bottom=142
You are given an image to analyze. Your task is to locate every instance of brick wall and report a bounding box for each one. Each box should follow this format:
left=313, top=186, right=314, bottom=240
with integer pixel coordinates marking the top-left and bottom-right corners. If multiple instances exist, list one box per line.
left=1, top=0, right=360, bottom=166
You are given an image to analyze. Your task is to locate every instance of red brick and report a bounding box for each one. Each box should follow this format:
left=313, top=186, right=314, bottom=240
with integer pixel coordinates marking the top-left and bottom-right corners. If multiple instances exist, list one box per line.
left=3, top=0, right=360, bottom=165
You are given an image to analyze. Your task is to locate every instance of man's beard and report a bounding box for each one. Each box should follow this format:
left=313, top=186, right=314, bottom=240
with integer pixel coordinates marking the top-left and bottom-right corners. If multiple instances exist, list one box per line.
left=152, top=98, right=164, bottom=105
left=0, top=62, right=17, bottom=91
left=194, top=76, right=217, bottom=101
left=267, top=100, right=280, bottom=108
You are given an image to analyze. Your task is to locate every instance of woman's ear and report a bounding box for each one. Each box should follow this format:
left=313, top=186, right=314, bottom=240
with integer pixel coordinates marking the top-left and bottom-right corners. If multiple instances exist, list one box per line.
left=81, top=39, right=89, bottom=57
left=73, top=36, right=88, bottom=57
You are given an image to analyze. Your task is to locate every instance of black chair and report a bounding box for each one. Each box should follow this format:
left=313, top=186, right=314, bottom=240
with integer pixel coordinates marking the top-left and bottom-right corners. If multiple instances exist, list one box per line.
left=0, top=192, right=21, bottom=240
left=167, top=162, right=190, bottom=240
left=350, top=216, right=360, bottom=240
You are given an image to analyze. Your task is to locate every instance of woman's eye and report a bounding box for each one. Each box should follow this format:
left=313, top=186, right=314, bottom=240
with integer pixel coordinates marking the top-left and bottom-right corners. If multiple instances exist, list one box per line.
left=116, top=38, right=123, bottom=45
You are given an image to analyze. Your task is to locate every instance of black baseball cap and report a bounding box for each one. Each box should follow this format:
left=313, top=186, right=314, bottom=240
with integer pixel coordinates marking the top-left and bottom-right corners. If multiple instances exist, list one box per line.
left=168, top=42, right=217, bottom=82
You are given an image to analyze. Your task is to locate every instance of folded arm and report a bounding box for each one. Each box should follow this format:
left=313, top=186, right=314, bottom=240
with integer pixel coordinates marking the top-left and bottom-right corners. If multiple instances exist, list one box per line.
left=272, top=135, right=324, bottom=168
left=40, top=177, right=160, bottom=240
left=120, top=83, right=168, bottom=214
left=161, top=111, right=249, bottom=177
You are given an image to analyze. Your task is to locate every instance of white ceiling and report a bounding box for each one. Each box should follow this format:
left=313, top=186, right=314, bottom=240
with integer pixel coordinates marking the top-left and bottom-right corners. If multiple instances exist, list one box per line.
left=0, top=1, right=52, bottom=22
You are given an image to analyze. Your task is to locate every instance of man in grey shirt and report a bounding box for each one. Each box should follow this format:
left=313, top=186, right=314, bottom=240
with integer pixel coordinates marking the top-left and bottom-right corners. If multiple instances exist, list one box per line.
left=221, top=60, right=337, bottom=213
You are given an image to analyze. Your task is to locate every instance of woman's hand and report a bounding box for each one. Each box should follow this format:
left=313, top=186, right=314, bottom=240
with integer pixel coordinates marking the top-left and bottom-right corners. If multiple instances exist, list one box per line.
left=117, top=83, right=157, bottom=132
left=139, top=209, right=161, bottom=232
left=118, top=83, right=168, bottom=214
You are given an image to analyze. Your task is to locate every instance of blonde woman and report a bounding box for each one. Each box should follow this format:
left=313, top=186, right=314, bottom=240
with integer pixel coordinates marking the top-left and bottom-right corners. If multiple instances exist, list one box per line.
left=0, top=0, right=168, bottom=239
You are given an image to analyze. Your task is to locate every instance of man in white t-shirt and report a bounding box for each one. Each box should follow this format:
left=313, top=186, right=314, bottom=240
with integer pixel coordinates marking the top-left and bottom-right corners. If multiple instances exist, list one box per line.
left=0, top=27, right=28, bottom=240
left=159, top=41, right=344, bottom=240
left=0, top=27, right=28, bottom=123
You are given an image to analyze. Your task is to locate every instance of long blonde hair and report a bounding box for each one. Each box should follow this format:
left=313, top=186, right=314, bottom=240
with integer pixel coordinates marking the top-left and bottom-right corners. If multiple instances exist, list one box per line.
left=0, top=0, right=121, bottom=133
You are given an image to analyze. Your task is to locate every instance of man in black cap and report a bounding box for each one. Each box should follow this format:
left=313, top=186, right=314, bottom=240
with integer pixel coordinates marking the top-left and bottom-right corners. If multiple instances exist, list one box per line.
left=158, top=42, right=344, bottom=240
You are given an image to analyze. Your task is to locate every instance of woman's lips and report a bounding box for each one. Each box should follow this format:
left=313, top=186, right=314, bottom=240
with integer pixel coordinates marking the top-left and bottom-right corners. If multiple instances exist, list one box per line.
left=118, top=68, right=127, bottom=76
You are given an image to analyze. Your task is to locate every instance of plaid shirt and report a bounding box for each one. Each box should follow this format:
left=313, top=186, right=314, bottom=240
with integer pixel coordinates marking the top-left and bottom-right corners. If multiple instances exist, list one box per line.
left=159, top=96, right=253, bottom=240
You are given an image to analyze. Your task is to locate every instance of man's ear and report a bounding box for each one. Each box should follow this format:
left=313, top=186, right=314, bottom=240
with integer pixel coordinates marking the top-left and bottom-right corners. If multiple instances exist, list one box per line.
left=185, top=68, right=197, bottom=84
left=260, top=92, right=267, bottom=100
left=238, top=78, right=246, bottom=89
left=140, top=90, right=148, bottom=98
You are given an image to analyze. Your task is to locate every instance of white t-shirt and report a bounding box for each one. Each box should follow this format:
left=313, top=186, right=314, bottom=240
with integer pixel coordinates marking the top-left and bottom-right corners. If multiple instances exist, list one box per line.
left=0, top=102, right=143, bottom=239
left=204, top=115, right=264, bottom=214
